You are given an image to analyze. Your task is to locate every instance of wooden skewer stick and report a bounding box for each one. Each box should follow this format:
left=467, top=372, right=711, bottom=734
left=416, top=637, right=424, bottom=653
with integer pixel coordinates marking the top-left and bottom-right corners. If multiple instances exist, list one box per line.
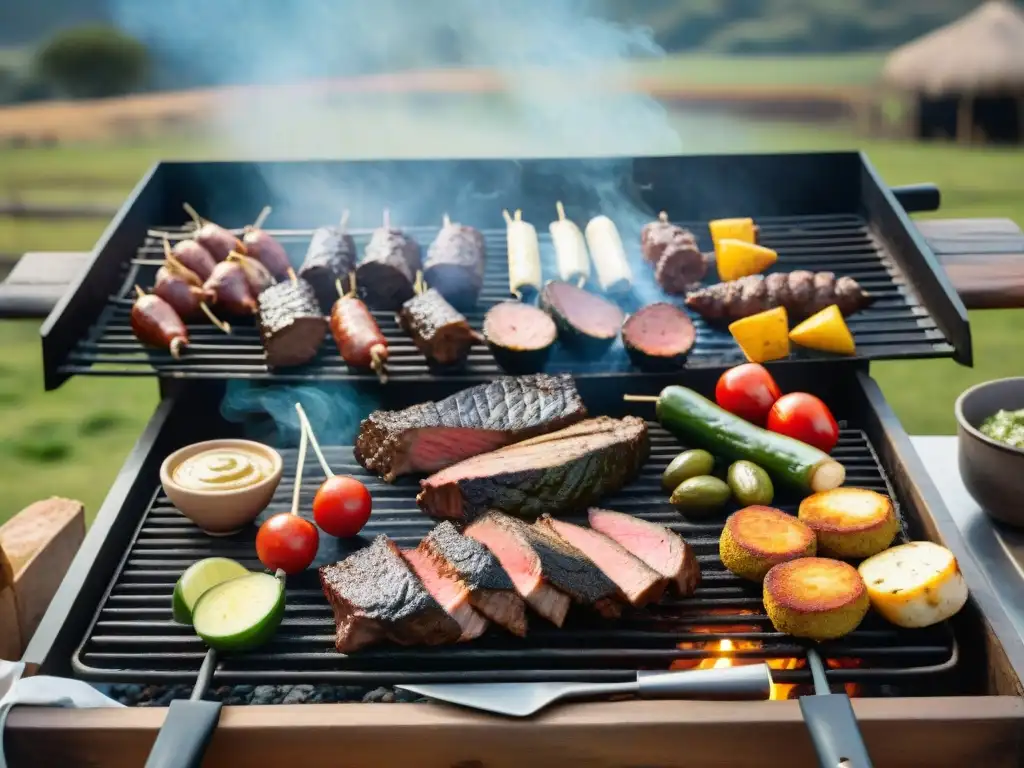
left=335, top=278, right=346, bottom=300
left=162, top=238, right=232, bottom=334
left=295, top=403, right=334, bottom=479
left=556, top=200, right=566, bottom=221
left=134, top=285, right=146, bottom=300
left=623, top=395, right=659, bottom=403
left=273, top=411, right=310, bottom=580
left=658, top=211, right=668, bottom=223
left=182, top=202, right=205, bottom=227
left=414, top=270, right=426, bottom=295
left=577, top=276, right=587, bottom=289
left=442, top=213, right=451, bottom=228
left=370, top=347, right=388, bottom=385
left=502, top=209, right=514, bottom=226
left=198, top=303, right=232, bottom=335
left=287, top=267, right=299, bottom=284
left=383, top=208, right=391, bottom=230
left=252, top=206, right=272, bottom=231
left=515, top=209, right=522, bottom=222
left=339, top=210, right=350, bottom=231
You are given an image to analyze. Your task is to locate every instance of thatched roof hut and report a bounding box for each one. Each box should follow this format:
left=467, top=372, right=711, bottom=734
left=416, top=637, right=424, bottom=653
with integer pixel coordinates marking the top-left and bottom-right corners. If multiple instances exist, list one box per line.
left=883, top=1, right=1024, bottom=142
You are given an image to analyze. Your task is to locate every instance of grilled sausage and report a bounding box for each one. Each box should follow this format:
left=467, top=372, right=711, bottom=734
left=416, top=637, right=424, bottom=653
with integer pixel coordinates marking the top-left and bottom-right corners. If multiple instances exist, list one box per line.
left=355, top=211, right=421, bottom=311
left=204, top=261, right=257, bottom=315
left=227, top=251, right=275, bottom=295
left=504, top=209, right=541, bottom=299
left=549, top=201, right=590, bottom=285
left=585, top=216, right=632, bottom=295
left=399, top=287, right=481, bottom=366
left=184, top=204, right=244, bottom=262
left=170, top=239, right=217, bottom=281
left=257, top=278, right=327, bottom=369
left=331, top=292, right=388, bottom=382
left=299, top=215, right=358, bottom=313
left=131, top=286, right=188, bottom=358
left=242, top=206, right=292, bottom=279
left=423, top=215, right=486, bottom=311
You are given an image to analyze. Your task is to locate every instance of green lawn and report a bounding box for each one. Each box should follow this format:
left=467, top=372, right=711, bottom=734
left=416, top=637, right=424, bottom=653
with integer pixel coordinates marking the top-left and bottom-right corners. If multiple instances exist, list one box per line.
left=0, top=101, right=1021, bottom=526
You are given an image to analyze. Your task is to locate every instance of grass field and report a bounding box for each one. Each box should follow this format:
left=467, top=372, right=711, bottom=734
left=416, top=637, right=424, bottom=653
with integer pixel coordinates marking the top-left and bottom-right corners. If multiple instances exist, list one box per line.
left=0, top=81, right=1020, bottom=526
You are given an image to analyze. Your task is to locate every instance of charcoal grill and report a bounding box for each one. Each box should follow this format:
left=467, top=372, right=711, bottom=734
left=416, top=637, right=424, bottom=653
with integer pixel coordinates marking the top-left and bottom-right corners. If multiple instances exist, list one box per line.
left=40, top=152, right=969, bottom=391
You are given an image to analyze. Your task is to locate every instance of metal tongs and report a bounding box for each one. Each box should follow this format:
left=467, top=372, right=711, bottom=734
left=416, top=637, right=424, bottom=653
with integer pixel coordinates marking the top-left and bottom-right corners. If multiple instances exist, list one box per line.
left=799, top=648, right=874, bottom=768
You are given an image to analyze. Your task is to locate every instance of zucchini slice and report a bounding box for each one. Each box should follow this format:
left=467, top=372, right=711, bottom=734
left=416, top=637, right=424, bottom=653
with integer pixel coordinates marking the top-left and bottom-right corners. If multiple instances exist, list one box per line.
left=192, top=572, right=285, bottom=652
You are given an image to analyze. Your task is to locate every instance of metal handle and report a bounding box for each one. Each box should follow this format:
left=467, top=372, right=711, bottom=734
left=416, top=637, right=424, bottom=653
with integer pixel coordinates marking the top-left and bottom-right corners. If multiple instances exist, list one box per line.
left=890, top=183, right=941, bottom=214
left=144, top=699, right=222, bottom=768
left=636, top=663, right=772, bottom=701
left=799, top=694, right=874, bottom=768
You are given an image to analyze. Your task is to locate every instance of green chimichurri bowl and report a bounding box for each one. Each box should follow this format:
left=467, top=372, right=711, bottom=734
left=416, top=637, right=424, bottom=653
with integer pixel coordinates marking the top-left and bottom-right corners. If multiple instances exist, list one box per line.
left=955, top=377, right=1024, bottom=527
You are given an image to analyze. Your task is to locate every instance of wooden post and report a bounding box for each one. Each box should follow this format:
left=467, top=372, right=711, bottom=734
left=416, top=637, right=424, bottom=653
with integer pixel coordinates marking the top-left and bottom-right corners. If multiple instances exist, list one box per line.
left=958, top=94, right=973, bottom=144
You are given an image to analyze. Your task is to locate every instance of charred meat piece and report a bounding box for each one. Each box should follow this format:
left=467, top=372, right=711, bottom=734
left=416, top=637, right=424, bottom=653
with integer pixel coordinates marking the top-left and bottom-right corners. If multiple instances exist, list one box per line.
left=420, top=521, right=527, bottom=637
left=299, top=225, right=358, bottom=313
left=319, top=535, right=462, bottom=652
left=417, top=416, right=650, bottom=523
left=537, top=515, right=667, bottom=607
left=685, top=271, right=872, bottom=323
left=466, top=512, right=621, bottom=625
left=402, top=547, right=489, bottom=641
left=654, top=241, right=708, bottom=295
left=423, top=219, right=486, bottom=310
left=355, top=226, right=421, bottom=311
left=641, top=212, right=698, bottom=265
left=355, top=373, right=587, bottom=482
left=131, top=287, right=188, bottom=358
left=399, top=288, right=481, bottom=366
left=204, top=261, right=257, bottom=316
left=588, top=508, right=701, bottom=596
left=257, top=278, right=328, bottom=368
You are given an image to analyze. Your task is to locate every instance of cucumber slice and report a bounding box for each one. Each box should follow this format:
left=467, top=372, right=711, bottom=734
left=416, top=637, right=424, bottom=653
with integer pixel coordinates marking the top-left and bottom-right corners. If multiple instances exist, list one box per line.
left=172, top=557, right=250, bottom=625
left=192, top=572, right=285, bottom=652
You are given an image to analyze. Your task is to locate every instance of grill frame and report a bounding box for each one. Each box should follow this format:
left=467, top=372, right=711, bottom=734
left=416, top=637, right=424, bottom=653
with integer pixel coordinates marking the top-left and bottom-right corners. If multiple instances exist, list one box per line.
left=39, top=152, right=971, bottom=391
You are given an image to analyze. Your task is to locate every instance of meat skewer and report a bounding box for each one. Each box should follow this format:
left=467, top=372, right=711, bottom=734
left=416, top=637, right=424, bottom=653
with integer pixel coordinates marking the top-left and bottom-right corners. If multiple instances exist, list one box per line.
left=130, top=285, right=188, bottom=358
left=242, top=206, right=292, bottom=280
left=299, top=210, right=358, bottom=313
left=154, top=238, right=231, bottom=334
left=169, top=238, right=217, bottom=281
left=330, top=273, right=388, bottom=383
left=641, top=211, right=708, bottom=295
left=641, top=211, right=696, bottom=265
left=257, top=268, right=328, bottom=369
left=399, top=272, right=483, bottom=367
left=227, top=251, right=275, bottom=295
left=423, top=213, right=486, bottom=310
left=585, top=215, right=632, bottom=295
left=684, top=271, right=873, bottom=324
left=549, top=201, right=590, bottom=287
left=504, top=209, right=541, bottom=299
left=182, top=203, right=244, bottom=262
left=355, top=209, right=422, bottom=311
left=203, top=260, right=257, bottom=316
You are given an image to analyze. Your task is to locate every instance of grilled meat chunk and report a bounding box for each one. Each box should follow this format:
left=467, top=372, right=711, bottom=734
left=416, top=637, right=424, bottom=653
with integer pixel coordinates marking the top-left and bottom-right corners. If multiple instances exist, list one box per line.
left=399, top=288, right=481, bottom=366
left=641, top=213, right=698, bottom=265
left=355, top=374, right=587, bottom=482
left=417, top=416, right=650, bottom=522
left=256, top=279, right=327, bottom=368
left=423, top=221, right=486, bottom=310
left=588, top=508, right=701, bottom=596
left=319, top=535, right=462, bottom=652
left=685, top=271, right=872, bottom=323
left=466, top=512, right=620, bottom=625
left=420, top=521, right=527, bottom=636
left=654, top=242, right=708, bottom=295
left=537, top=515, right=667, bottom=607
left=299, top=226, right=358, bottom=313
left=402, top=548, right=489, bottom=641
left=355, top=227, right=421, bottom=311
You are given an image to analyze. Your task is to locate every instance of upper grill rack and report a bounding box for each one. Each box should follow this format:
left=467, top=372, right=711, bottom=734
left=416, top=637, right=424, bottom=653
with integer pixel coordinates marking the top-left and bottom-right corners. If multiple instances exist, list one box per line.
left=73, top=422, right=957, bottom=688
left=59, top=212, right=952, bottom=383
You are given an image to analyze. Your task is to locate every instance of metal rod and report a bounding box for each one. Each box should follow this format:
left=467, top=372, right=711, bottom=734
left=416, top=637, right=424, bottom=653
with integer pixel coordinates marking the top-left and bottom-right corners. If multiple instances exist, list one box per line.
left=807, top=648, right=831, bottom=695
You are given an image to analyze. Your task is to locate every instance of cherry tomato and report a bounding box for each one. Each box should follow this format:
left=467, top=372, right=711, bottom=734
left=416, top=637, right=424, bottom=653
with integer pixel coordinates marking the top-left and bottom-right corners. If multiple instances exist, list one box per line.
left=313, top=475, right=373, bottom=538
left=715, top=363, right=782, bottom=425
left=255, top=513, right=319, bottom=575
left=767, top=393, right=840, bottom=453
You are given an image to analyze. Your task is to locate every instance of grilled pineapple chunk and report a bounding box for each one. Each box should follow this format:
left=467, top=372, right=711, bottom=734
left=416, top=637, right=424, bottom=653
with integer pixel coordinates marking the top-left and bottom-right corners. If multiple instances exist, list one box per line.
left=729, top=306, right=790, bottom=363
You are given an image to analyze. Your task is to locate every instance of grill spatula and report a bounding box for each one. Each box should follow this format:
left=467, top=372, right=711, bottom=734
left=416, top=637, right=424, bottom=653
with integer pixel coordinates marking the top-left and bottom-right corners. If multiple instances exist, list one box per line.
left=396, top=663, right=772, bottom=717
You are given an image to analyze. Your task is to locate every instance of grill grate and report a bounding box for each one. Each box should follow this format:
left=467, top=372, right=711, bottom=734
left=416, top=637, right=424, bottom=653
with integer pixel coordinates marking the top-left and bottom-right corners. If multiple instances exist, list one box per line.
left=59, top=212, right=952, bottom=383
left=74, top=422, right=957, bottom=688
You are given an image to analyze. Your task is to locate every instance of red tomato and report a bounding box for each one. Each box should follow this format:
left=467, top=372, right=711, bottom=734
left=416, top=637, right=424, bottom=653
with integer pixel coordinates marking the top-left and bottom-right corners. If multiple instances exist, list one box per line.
left=767, top=393, right=840, bottom=453
left=313, top=475, right=373, bottom=538
left=715, top=363, right=782, bottom=425
left=255, top=513, right=319, bottom=575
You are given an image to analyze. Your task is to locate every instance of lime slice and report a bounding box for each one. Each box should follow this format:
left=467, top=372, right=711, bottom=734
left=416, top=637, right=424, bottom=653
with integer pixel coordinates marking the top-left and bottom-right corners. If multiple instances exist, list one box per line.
left=172, top=557, right=250, bottom=625
left=192, top=572, right=285, bottom=652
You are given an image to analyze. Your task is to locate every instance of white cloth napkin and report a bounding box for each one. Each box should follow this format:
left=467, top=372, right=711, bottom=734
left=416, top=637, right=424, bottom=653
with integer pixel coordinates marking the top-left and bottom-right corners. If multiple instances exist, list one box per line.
left=0, top=659, right=123, bottom=768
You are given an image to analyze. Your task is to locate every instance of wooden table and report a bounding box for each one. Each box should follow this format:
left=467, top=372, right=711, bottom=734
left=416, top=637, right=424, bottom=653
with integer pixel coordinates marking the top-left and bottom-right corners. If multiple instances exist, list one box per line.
left=1, top=218, right=1021, bottom=317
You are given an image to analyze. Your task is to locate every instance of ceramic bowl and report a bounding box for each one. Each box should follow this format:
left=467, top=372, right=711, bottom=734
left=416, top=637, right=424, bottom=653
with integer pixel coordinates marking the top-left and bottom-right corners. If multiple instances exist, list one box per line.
left=159, top=439, right=283, bottom=535
left=955, top=377, right=1024, bottom=527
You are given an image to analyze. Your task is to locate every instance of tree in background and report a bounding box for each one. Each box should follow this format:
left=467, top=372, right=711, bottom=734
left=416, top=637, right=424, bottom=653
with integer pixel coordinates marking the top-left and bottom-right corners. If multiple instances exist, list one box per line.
left=34, top=24, right=148, bottom=99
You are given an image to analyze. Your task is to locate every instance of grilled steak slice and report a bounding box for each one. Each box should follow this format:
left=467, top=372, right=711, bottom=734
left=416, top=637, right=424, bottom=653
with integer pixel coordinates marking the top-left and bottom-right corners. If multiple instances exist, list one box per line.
left=402, top=548, right=489, bottom=641
left=417, top=416, right=649, bottom=522
left=423, top=221, right=486, bottom=310
left=355, top=227, right=421, bottom=311
left=355, top=374, right=587, bottom=482
left=399, top=288, right=481, bottom=366
left=588, top=508, right=701, bottom=596
left=319, top=535, right=461, bottom=652
left=256, top=278, right=327, bottom=368
left=466, top=512, right=620, bottom=624
left=420, top=521, right=527, bottom=636
left=298, top=225, right=358, bottom=313
left=537, top=515, right=667, bottom=607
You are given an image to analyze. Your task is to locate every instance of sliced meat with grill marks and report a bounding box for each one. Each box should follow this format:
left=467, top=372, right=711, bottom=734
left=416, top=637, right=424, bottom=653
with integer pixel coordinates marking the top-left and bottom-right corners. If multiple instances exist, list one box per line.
left=537, top=515, right=667, bottom=607
left=257, top=278, right=328, bottom=368
left=402, top=547, right=489, bottom=641
left=466, top=512, right=621, bottom=625
left=588, top=508, right=702, bottom=596
left=417, top=416, right=649, bottom=522
left=319, top=535, right=461, bottom=652
left=420, top=521, right=528, bottom=637
left=354, top=374, right=587, bottom=482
